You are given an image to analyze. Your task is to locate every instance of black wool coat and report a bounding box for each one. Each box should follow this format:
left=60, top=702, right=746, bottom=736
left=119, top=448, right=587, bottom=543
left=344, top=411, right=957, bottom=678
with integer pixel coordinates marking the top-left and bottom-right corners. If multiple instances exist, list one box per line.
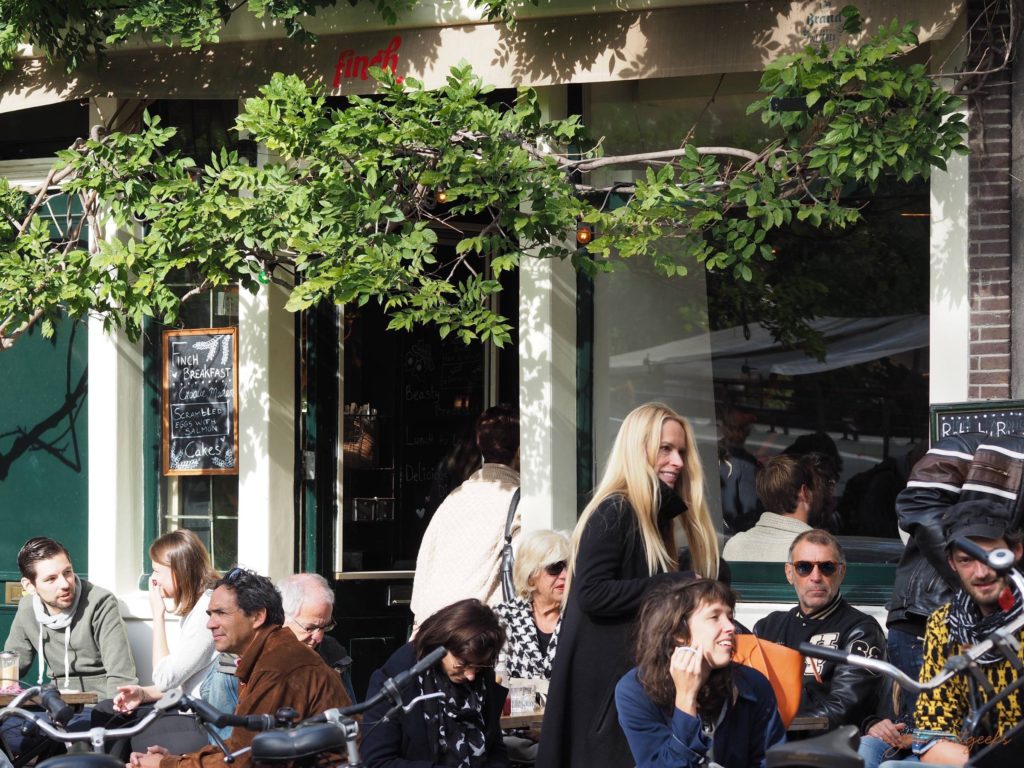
left=536, top=487, right=688, bottom=768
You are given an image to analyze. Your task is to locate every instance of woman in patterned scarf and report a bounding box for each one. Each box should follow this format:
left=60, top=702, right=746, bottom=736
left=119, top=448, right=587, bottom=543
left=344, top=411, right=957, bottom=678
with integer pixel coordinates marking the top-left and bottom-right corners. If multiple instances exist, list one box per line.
left=494, top=529, right=569, bottom=762
left=495, top=530, right=569, bottom=680
left=362, top=599, right=509, bottom=768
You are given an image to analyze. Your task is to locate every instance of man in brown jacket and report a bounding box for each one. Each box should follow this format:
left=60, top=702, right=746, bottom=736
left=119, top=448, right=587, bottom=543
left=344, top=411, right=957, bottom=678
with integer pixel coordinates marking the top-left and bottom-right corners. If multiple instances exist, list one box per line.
left=128, top=568, right=351, bottom=768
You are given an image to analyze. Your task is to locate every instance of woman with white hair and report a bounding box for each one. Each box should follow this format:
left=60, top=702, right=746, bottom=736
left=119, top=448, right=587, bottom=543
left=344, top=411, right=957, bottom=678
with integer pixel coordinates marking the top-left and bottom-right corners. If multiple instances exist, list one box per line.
left=537, top=402, right=719, bottom=768
left=494, top=529, right=570, bottom=680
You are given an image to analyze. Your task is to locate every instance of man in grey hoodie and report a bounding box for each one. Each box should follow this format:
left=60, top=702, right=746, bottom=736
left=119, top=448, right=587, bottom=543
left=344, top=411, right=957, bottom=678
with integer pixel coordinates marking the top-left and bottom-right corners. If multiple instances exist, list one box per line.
left=2, top=537, right=137, bottom=757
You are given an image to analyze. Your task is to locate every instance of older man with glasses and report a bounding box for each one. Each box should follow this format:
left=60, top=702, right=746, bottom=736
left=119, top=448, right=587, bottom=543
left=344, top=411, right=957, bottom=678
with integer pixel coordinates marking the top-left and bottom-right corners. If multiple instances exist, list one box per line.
left=753, top=529, right=885, bottom=735
left=278, top=573, right=354, bottom=700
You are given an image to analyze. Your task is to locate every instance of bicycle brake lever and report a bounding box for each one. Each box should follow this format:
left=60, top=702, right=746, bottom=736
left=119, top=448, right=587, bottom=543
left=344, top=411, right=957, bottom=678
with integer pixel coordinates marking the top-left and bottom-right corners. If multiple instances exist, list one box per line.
left=402, top=692, right=444, bottom=713
left=202, top=721, right=234, bottom=759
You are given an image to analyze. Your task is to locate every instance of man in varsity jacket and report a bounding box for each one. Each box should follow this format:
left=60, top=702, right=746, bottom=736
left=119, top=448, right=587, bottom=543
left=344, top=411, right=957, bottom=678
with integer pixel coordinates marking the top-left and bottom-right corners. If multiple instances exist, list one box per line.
left=754, top=529, right=885, bottom=732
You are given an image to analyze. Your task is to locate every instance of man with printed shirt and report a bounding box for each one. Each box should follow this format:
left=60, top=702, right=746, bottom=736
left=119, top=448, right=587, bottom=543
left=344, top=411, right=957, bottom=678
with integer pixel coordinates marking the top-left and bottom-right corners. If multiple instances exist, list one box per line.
left=890, top=500, right=1024, bottom=767
left=754, top=529, right=885, bottom=731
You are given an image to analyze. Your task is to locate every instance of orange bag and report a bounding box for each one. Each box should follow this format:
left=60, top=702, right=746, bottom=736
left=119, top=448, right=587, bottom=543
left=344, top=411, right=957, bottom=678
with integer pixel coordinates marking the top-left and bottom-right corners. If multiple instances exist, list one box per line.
left=733, top=634, right=804, bottom=728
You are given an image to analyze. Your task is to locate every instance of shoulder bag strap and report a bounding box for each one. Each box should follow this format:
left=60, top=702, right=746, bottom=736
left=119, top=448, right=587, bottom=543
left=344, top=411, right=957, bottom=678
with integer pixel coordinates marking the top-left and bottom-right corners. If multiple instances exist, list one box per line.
left=504, top=488, right=521, bottom=543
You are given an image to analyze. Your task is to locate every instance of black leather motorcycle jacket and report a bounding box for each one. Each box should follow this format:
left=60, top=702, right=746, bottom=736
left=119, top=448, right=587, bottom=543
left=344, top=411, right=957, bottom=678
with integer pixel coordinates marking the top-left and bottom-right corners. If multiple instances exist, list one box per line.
left=888, top=431, right=1024, bottom=633
left=755, top=594, right=886, bottom=730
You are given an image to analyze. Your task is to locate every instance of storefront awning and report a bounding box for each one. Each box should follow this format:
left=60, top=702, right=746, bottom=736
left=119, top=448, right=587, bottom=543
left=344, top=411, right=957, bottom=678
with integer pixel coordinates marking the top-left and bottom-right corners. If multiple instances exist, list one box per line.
left=1, top=0, right=964, bottom=113
left=611, top=315, right=930, bottom=378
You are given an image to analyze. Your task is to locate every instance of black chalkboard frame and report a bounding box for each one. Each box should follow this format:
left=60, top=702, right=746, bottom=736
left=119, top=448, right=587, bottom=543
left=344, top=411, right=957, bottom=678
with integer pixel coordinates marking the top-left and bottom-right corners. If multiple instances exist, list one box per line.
left=162, top=327, right=239, bottom=476
left=930, top=399, right=1024, bottom=444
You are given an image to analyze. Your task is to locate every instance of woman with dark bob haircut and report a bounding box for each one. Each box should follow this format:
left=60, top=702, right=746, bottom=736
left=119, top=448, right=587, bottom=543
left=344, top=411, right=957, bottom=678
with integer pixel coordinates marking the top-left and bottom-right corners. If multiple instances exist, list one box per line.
left=362, top=599, right=510, bottom=768
left=615, top=580, right=785, bottom=768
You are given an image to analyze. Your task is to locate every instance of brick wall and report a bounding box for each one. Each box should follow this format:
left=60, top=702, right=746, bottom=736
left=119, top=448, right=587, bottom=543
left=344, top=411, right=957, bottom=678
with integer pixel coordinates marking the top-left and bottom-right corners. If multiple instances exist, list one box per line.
left=967, top=0, right=1013, bottom=399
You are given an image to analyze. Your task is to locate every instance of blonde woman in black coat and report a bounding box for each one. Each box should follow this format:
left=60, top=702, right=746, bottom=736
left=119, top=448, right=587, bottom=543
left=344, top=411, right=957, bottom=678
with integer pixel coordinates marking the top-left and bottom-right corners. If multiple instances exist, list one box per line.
left=536, top=403, right=719, bottom=768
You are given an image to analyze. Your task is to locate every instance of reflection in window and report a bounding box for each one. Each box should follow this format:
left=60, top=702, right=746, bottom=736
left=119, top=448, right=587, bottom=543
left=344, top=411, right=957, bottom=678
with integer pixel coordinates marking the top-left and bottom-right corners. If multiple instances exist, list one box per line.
left=587, top=75, right=929, bottom=561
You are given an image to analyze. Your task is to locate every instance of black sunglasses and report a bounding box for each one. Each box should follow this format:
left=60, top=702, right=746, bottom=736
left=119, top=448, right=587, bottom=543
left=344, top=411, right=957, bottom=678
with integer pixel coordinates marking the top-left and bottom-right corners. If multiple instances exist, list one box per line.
left=791, top=560, right=840, bottom=577
left=543, top=561, right=568, bottom=576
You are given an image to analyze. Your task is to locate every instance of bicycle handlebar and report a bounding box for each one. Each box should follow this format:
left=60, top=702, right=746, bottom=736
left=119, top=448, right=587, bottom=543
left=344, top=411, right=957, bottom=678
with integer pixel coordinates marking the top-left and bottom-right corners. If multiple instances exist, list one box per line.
left=306, top=645, right=447, bottom=723
left=950, top=537, right=1018, bottom=574
left=0, top=687, right=183, bottom=752
left=179, top=694, right=276, bottom=732
left=39, top=685, right=74, bottom=727
left=251, top=645, right=448, bottom=768
left=797, top=643, right=949, bottom=695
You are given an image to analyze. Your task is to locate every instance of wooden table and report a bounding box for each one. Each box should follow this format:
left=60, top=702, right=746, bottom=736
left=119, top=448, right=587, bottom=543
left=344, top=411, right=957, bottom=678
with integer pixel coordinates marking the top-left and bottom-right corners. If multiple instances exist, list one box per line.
left=0, top=691, right=97, bottom=707
left=500, top=709, right=544, bottom=729
left=787, top=715, right=828, bottom=732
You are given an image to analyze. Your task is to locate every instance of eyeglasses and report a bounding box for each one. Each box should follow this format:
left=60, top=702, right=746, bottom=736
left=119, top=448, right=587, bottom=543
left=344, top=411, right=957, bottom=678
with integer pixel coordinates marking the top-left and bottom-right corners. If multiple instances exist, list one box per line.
left=288, top=615, right=336, bottom=634
left=791, top=561, right=841, bottom=577
left=543, top=561, right=568, bottom=576
left=450, top=658, right=495, bottom=673
left=223, top=566, right=244, bottom=584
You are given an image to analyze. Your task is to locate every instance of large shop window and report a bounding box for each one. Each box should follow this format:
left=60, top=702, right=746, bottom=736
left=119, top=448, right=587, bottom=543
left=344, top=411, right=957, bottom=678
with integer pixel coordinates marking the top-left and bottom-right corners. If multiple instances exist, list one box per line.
left=586, top=75, right=929, bottom=602
left=141, top=100, right=240, bottom=572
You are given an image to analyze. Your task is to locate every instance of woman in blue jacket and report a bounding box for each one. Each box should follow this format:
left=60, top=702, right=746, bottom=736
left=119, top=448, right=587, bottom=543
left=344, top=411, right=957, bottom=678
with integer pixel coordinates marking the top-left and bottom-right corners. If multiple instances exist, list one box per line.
left=616, top=579, right=785, bottom=768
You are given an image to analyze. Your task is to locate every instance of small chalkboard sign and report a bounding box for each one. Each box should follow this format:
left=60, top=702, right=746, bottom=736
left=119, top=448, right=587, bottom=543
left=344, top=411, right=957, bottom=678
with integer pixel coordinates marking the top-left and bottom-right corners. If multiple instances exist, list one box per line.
left=931, top=399, right=1024, bottom=443
left=162, top=328, right=239, bottom=476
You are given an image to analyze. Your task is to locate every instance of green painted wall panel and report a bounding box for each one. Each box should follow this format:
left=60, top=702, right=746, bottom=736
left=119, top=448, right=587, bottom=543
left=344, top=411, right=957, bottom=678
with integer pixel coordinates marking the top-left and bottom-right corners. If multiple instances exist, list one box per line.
left=0, top=319, right=89, bottom=595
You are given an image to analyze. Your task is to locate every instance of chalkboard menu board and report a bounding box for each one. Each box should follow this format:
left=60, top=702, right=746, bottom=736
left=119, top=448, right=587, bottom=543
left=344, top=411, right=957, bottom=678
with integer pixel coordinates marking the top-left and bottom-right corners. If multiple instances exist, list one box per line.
left=162, top=328, right=239, bottom=476
left=931, top=399, right=1024, bottom=442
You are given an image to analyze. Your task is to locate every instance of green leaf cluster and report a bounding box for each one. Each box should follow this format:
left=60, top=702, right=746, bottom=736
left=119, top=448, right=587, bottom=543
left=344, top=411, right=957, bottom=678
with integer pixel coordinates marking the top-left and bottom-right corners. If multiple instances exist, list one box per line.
left=1, top=11, right=970, bottom=353
left=13, top=65, right=587, bottom=347
left=577, top=13, right=965, bottom=349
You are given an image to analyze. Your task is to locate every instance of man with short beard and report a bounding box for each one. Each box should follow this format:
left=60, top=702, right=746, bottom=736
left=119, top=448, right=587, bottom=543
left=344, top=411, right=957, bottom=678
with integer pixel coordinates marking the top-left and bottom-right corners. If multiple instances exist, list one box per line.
left=2, top=537, right=137, bottom=756
left=894, top=500, right=1024, bottom=767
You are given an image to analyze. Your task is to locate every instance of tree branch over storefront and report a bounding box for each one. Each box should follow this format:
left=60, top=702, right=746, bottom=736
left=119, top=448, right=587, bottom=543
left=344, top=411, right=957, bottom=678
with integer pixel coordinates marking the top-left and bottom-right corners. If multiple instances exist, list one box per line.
left=1, top=9, right=970, bottom=351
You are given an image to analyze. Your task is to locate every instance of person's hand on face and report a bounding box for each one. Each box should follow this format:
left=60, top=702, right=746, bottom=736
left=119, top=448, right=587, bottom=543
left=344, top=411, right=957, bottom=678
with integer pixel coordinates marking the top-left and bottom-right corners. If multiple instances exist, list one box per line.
left=148, top=577, right=167, bottom=620
left=669, top=643, right=707, bottom=714
left=149, top=559, right=175, bottom=620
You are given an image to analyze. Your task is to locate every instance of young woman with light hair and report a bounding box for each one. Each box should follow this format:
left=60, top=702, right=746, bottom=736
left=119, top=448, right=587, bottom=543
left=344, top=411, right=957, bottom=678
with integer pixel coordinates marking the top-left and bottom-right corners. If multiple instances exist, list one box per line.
left=537, top=402, right=720, bottom=768
left=113, top=529, right=219, bottom=712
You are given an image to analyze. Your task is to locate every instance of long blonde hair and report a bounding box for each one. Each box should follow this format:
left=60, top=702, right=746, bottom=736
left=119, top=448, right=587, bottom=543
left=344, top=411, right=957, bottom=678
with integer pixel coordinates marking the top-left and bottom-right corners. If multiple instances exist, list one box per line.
left=568, top=403, right=719, bottom=593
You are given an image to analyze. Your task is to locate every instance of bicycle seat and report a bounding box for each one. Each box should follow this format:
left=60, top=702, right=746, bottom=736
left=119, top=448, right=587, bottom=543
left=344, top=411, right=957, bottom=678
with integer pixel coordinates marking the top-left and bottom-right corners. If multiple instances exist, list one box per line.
left=38, top=754, right=125, bottom=768
left=250, top=724, right=347, bottom=763
left=766, top=725, right=861, bottom=767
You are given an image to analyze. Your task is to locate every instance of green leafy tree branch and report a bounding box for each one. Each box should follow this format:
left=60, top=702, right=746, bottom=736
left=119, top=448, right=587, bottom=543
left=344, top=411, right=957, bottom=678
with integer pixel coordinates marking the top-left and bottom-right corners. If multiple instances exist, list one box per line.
left=1, top=11, right=967, bottom=352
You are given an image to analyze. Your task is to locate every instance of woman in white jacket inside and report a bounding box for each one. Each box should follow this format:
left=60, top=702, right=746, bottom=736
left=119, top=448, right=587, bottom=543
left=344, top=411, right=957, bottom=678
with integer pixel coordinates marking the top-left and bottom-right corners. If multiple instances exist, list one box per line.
left=113, top=529, right=219, bottom=711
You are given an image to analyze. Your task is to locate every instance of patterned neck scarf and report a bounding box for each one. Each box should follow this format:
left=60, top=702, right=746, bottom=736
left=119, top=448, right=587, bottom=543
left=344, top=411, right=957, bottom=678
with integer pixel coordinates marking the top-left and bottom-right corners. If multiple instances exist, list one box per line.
left=419, top=667, right=488, bottom=767
left=947, top=579, right=1024, bottom=665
